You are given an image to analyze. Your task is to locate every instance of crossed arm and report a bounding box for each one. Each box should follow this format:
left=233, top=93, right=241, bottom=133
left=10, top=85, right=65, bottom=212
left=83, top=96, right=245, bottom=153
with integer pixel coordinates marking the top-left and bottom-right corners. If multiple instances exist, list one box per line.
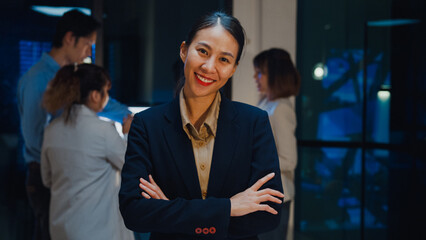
left=139, top=173, right=284, bottom=217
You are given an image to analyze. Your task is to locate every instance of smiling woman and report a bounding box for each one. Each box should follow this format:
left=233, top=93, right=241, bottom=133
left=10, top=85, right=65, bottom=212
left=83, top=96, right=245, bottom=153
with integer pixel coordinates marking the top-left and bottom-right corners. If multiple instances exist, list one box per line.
left=119, top=11, right=284, bottom=240
left=180, top=25, right=238, bottom=101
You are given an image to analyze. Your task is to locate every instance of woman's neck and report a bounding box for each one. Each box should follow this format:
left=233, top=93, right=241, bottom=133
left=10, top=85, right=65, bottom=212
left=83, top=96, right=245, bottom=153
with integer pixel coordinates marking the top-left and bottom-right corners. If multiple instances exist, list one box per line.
left=183, top=88, right=216, bottom=131
left=85, top=101, right=101, bottom=113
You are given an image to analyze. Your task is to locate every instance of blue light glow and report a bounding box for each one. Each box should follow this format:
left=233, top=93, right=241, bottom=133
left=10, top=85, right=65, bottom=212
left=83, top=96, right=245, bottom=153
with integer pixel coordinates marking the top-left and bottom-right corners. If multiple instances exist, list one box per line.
left=19, top=40, right=51, bottom=76
left=367, top=19, right=420, bottom=27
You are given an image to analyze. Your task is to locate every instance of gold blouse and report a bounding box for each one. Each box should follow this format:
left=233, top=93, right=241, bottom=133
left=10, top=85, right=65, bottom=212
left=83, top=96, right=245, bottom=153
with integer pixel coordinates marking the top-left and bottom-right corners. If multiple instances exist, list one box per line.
left=179, top=90, right=221, bottom=199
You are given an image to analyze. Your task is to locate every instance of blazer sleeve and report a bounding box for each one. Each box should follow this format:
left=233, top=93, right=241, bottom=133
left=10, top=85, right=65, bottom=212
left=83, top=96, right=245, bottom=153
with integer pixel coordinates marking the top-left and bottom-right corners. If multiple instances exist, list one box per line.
left=269, top=100, right=298, bottom=172
left=227, top=110, right=284, bottom=238
left=119, top=114, right=231, bottom=239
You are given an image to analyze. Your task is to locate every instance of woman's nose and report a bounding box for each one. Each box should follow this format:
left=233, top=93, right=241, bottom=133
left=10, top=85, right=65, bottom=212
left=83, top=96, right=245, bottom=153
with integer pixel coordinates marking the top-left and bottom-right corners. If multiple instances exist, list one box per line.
left=254, top=72, right=260, bottom=81
left=201, top=58, right=215, bottom=73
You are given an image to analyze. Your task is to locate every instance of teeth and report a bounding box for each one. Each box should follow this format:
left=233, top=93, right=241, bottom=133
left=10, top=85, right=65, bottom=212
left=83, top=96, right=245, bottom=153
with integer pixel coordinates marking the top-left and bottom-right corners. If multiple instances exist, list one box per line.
left=196, top=73, right=214, bottom=83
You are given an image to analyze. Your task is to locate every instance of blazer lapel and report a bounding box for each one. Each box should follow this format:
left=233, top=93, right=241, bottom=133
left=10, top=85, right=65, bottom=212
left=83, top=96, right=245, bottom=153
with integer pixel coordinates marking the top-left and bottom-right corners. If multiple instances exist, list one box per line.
left=207, top=96, right=240, bottom=197
left=163, top=98, right=202, bottom=199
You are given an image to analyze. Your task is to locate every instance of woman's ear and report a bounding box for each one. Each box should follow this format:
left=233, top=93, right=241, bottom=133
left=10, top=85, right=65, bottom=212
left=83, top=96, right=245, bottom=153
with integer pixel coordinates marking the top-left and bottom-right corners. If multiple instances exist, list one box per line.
left=231, top=62, right=238, bottom=76
left=180, top=41, right=187, bottom=63
left=89, top=90, right=101, bottom=104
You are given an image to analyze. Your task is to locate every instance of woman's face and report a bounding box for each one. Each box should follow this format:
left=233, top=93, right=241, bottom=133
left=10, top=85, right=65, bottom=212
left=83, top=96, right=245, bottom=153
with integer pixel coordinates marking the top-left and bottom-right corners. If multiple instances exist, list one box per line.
left=254, top=66, right=269, bottom=95
left=180, top=25, right=239, bottom=99
left=92, top=84, right=110, bottom=113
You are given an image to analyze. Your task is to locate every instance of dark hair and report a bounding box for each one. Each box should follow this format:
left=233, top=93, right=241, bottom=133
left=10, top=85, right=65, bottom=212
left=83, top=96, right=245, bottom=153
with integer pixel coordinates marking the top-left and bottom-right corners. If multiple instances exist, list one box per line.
left=43, top=64, right=111, bottom=123
left=52, top=9, right=101, bottom=48
left=253, top=48, right=301, bottom=100
left=186, top=11, right=246, bottom=64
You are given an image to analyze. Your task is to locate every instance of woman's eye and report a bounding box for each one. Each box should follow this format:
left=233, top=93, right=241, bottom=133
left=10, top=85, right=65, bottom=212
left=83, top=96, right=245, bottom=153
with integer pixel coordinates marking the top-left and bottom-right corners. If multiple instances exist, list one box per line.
left=220, top=57, right=230, bottom=63
left=198, top=49, right=208, bottom=55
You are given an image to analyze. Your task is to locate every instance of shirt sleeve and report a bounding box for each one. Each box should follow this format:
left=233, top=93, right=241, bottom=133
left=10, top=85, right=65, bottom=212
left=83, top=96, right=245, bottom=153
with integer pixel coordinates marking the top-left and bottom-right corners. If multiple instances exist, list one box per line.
left=104, top=122, right=127, bottom=170
left=99, top=98, right=132, bottom=123
left=20, top=77, right=48, bottom=164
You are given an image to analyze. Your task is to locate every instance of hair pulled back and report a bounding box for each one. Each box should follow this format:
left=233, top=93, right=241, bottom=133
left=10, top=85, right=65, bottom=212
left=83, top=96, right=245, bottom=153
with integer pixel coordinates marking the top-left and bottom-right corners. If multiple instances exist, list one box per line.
left=253, top=48, right=301, bottom=100
left=43, top=63, right=111, bottom=123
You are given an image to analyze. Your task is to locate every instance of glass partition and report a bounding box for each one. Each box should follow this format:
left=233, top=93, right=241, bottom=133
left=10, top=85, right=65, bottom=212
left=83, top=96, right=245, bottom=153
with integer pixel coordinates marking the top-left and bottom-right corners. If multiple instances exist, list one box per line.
left=296, top=0, right=425, bottom=239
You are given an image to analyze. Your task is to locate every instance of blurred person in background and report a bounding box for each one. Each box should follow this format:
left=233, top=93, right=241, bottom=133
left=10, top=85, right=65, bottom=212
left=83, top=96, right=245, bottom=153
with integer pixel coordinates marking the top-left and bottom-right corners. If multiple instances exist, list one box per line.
left=253, top=48, right=300, bottom=240
left=41, top=63, right=134, bottom=240
left=17, top=9, right=131, bottom=239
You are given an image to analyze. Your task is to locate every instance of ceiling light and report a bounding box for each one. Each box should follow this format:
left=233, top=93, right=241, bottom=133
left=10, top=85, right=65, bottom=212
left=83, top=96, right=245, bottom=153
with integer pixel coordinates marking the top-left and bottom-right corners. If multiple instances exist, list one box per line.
left=31, top=5, right=91, bottom=17
left=312, top=63, right=328, bottom=80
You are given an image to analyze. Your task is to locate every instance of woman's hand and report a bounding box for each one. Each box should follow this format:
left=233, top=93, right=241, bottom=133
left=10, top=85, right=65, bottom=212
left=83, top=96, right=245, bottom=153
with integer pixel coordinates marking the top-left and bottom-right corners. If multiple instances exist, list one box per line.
left=139, top=175, right=169, bottom=200
left=230, top=172, right=284, bottom=217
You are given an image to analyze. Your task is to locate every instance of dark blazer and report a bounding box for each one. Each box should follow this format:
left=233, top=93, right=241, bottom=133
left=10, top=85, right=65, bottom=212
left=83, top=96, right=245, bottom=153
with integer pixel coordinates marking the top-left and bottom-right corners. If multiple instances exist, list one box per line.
left=119, top=94, right=283, bottom=240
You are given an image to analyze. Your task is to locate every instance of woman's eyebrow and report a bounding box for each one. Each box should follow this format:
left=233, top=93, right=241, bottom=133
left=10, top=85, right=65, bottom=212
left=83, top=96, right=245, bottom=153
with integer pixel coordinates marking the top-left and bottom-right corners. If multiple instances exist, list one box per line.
left=196, top=42, right=235, bottom=59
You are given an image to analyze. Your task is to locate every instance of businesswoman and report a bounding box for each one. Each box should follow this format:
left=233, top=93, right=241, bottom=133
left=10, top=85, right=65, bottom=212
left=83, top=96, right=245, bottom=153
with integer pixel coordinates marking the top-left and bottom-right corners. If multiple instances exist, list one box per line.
left=41, top=64, right=134, bottom=240
left=119, top=12, right=284, bottom=240
left=254, top=48, right=300, bottom=240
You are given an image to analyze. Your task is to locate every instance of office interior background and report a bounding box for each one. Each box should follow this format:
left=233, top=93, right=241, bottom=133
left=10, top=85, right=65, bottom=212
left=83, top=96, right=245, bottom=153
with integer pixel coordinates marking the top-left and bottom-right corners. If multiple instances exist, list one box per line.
left=0, top=0, right=425, bottom=239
